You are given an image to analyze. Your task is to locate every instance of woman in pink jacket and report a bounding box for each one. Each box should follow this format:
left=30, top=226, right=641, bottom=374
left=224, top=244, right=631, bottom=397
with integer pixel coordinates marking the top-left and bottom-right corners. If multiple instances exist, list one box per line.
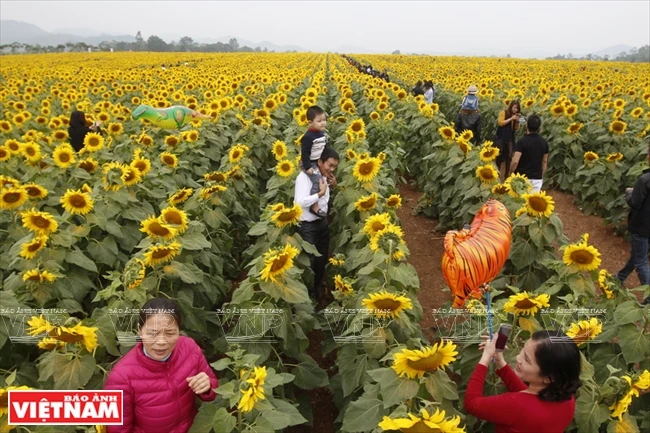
left=104, top=298, right=218, bottom=433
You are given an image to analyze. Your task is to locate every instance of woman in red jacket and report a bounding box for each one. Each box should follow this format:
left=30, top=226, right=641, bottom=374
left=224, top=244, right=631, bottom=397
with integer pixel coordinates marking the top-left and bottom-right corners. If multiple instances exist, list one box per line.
left=104, top=298, right=218, bottom=433
left=464, top=330, right=581, bottom=433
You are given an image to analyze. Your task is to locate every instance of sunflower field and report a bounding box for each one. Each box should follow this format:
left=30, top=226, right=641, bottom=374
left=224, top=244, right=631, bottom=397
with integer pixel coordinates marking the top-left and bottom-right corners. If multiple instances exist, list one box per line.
left=1, top=52, right=649, bottom=433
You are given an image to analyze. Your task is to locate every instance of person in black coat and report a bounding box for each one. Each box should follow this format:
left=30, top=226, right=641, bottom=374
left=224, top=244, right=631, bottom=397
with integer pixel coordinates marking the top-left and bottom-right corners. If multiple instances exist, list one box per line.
left=617, top=145, right=650, bottom=304
left=68, top=111, right=102, bottom=152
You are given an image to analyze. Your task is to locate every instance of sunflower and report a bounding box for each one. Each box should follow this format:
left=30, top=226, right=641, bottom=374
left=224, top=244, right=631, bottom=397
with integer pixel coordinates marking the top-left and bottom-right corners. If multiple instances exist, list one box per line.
left=0, top=120, right=12, bottom=133
left=131, top=156, right=152, bottom=176
left=565, top=318, right=603, bottom=346
left=204, top=171, right=229, bottom=183
left=160, top=207, right=189, bottom=233
left=107, top=122, right=123, bottom=136
left=270, top=140, right=288, bottom=161
left=353, top=157, right=382, bottom=183
left=141, top=216, right=177, bottom=240
left=51, top=143, right=76, bottom=169
left=0, top=175, right=20, bottom=188
left=200, top=184, right=227, bottom=200
left=238, top=366, right=267, bottom=413
left=597, top=269, right=615, bottom=299
left=48, top=322, right=98, bottom=352
left=609, top=120, right=627, bottom=135
left=19, top=235, right=48, bottom=259
left=392, top=340, right=458, bottom=379
left=22, top=183, right=48, bottom=200
left=1, top=187, right=28, bottom=210
left=378, top=408, right=465, bottom=433
left=491, top=183, right=511, bottom=195
left=78, top=157, right=99, bottom=173
left=567, top=122, right=584, bottom=135
left=562, top=233, right=602, bottom=271
left=479, top=146, right=500, bottom=162
left=21, top=209, right=58, bottom=235
left=475, top=165, right=499, bottom=184
left=270, top=203, right=302, bottom=228
left=363, top=213, right=392, bottom=237
left=124, top=258, right=146, bottom=289
left=160, top=152, right=179, bottom=168
left=583, top=151, right=599, bottom=162
left=347, top=118, right=366, bottom=135
left=329, top=254, right=345, bottom=267
left=181, top=130, right=199, bottom=142
left=5, top=139, right=21, bottom=155
left=21, top=141, right=42, bottom=162
left=370, top=224, right=405, bottom=254
left=605, top=152, right=624, bottom=162
left=523, top=191, right=555, bottom=218
left=505, top=173, right=532, bottom=198
left=630, top=107, right=644, bottom=118
left=0, top=146, right=10, bottom=162
left=260, top=244, right=300, bottom=282
left=503, top=292, right=551, bottom=316
left=438, top=126, right=456, bottom=141
left=354, top=192, right=379, bottom=212
left=228, top=144, right=249, bottom=163
left=550, top=104, right=565, bottom=116
left=386, top=194, right=402, bottom=209
left=60, top=189, right=94, bottom=215
left=346, top=149, right=357, bottom=160
left=362, top=291, right=413, bottom=319
left=138, top=133, right=154, bottom=147
left=120, top=165, right=142, bottom=186
left=276, top=159, right=296, bottom=178
left=459, top=129, right=474, bottom=142
left=169, top=188, right=193, bottom=206
left=83, top=132, right=104, bottom=152
left=22, top=269, right=57, bottom=284
left=333, top=274, right=354, bottom=295
left=143, top=241, right=181, bottom=267
left=164, top=135, right=180, bottom=147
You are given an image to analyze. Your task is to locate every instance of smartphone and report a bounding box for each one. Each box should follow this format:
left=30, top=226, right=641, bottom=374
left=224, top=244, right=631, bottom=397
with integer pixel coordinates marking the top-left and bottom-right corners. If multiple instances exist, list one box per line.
left=495, top=324, right=512, bottom=352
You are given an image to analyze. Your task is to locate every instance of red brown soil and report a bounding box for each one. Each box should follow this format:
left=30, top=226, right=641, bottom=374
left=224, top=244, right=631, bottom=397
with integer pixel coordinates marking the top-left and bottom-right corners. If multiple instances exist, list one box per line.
left=397, top=185, right=642, bottom=333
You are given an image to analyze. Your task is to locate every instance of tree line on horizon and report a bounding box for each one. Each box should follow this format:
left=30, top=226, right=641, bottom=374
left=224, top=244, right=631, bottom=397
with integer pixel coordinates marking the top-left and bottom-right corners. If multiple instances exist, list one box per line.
left=546, top=45, right=649, bottom=63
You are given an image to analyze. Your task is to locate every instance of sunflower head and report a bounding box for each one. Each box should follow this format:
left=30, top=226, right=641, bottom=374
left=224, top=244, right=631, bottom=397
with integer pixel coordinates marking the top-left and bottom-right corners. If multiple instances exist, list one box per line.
left=386, top=194, right=402, bottom=209
left=438, top=126, right=456, bottom=141
left=270, top=204, right=302, bottom=228
left=609, top=120, right=627, bottom=135
left=475, top=165, right=499, bottom=184
left=503, top=292, right=551, bottom=316
left=392, top=340, right=458, bottom=379
left=584, top=151, right=599, bottom=162
left=1, top=187, right=28, bottom=210
left=169, top=188, right=193, bottom=206
left=363, top=213, right=392, bottom=237
left=276, top=160, right=295, bottom=178
left=160, top=152, right=179, bottom=168
left=260, top=244, right=300, bottom=283
left=271, top=140, right=287, bottom=161
left=562, top=233, right=602, bottom=272
left=369, top=223, right=404, bottom=254
left=361, top=291, right=413, bottom=319
left=83, top=132, right=104, bottom=152
left=21, top=209, right=59, bottom=235
left=522, top=191, right=555, bottom=218
left=605, top=152, right=623, bottom=163
left=353, top=157, right=382, bottom=183
left=60, top=189, right=94, bottom=215
left=143, top=242, right=181, bottom=267
left=354, top=192, right=379, bottom=213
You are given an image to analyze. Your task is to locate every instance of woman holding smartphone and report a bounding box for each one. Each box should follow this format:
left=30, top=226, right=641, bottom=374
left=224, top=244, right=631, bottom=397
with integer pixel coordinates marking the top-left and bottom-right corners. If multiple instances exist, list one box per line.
left=104, top=298, right=218, bottom=433
left=68, top=111, right=102, bottom=152
left=464, top=330, right=581, bottom=433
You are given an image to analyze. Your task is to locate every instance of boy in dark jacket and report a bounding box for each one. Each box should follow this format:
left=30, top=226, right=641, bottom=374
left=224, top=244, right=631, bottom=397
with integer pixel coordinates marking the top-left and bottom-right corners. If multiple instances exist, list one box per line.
left=617, top=145, right=650, bottom=304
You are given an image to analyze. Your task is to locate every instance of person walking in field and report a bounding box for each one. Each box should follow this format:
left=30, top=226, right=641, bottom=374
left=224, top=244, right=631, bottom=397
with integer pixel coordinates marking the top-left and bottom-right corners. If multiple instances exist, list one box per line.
left=294, top=148, right=340, bottom=300
left=509, top=114, right=548, bottom=192
left=617, top=145, right=650, bottom=304
left=423, top=80, right=436, bottom=104
left=495, top=100, right=522, bottom=180
left=455, top=85, right=481, bottom=144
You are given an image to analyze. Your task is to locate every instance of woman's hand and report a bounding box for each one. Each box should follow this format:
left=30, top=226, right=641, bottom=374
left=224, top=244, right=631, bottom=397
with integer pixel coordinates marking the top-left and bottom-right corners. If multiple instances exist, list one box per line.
left=478, top=335, right=507, bottom=368
left=186, top=372, right=211, bottom=394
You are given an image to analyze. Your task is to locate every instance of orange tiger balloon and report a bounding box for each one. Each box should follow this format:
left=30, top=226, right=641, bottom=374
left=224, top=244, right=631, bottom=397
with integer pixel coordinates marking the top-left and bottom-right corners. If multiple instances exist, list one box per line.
left=442, top=199, right=512, bottom=308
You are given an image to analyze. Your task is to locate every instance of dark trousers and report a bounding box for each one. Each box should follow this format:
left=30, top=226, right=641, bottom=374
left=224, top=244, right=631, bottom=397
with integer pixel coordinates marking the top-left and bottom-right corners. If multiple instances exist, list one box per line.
left=297, top=219, right=329, bottom=299
left=617, top=233, right=650, bottom=303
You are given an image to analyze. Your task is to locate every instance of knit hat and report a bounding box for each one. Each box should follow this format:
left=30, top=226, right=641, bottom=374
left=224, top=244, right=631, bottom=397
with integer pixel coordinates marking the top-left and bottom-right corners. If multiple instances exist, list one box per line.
left=467, top=85, right=478, bottom=94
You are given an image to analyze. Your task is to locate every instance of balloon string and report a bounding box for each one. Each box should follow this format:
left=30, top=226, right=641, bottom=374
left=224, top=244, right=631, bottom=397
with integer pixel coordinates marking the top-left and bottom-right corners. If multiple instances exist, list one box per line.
left=484, top=284, right=493, bottom=340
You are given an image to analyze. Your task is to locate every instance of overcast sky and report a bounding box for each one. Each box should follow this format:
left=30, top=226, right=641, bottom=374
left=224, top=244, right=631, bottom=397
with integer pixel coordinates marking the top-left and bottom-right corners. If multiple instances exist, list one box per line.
left=1, top=1, right=649, bottom=57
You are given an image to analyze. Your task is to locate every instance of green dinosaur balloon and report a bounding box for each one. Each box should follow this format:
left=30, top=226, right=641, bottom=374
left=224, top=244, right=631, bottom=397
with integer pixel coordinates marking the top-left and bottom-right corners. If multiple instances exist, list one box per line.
left=131, top=105, right=208, bottom=129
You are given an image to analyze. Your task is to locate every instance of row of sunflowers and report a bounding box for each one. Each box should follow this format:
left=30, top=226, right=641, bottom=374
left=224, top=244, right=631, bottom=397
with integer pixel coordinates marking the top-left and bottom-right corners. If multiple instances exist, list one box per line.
left=0, top=52, right=649, bottom=433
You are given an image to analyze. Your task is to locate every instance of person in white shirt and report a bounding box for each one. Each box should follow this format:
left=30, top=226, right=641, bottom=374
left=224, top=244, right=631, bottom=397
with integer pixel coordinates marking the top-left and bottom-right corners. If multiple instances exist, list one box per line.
left=294, top=148, right=340, bottom=299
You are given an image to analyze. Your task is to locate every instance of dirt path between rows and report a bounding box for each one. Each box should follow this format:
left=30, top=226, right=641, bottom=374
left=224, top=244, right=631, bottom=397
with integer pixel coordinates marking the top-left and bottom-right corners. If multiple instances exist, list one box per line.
left=397, top=184, right=641, bottom=334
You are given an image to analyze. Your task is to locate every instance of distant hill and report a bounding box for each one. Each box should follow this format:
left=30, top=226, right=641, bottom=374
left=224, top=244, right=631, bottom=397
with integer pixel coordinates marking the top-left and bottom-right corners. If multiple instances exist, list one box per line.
left=0, top=20, right=134, bottom=46
left=0, top=20, right=306, bottom=52
left=590, top=44, right=635, bottom=58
